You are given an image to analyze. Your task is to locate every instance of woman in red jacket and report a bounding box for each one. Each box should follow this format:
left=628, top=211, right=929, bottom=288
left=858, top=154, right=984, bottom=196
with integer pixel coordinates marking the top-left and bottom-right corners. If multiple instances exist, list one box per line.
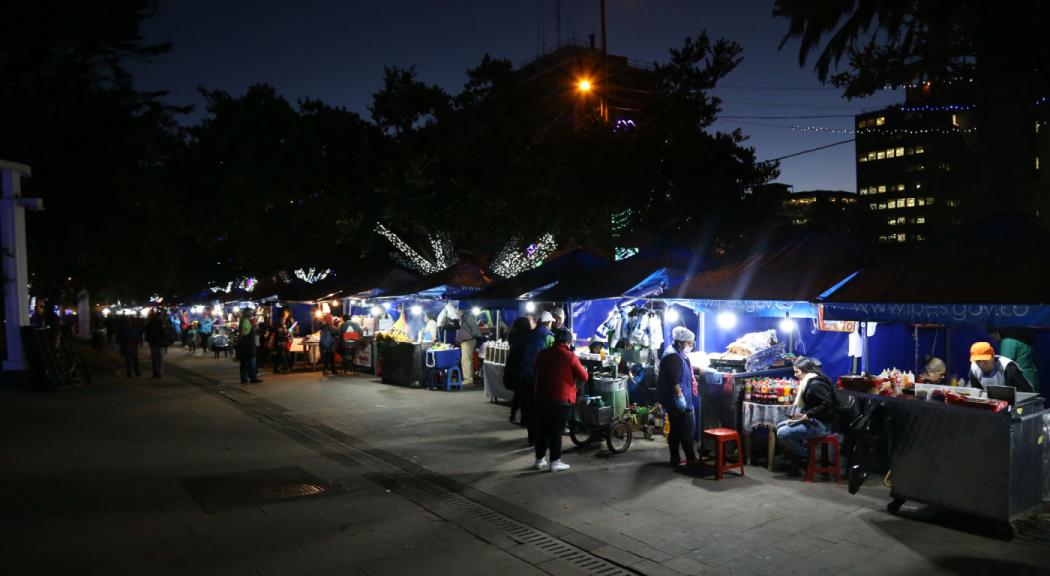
left=532, top=328, right=589, bottom=472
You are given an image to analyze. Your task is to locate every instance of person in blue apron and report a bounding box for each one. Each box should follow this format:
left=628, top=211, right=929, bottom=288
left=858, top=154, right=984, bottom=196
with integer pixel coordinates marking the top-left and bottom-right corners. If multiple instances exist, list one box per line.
left=658, top=327, right=699, bottom=469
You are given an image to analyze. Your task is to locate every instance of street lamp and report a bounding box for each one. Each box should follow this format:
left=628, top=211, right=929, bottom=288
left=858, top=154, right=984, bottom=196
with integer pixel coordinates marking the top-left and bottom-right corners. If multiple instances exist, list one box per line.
left=575, top=77, right=606, bottom=121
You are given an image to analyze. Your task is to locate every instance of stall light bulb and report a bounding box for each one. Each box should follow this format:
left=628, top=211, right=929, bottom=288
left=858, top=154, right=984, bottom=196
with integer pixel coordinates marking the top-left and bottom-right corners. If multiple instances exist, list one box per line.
left=525, top=301, right=537, bottom=313
left=314, top=310, right=324, bottom=319
left=472, top=307, right=482, bottom=317
left=410, top=305, right=423, bottom=316
left=332, top=300, right=340, bottom=307
left=716, top=311, right=737, bottom=330
left=382, top=302, right=391, bottom=310
left=233, top=306, right=240, bottom=313
left=140, top=308, right=151, bottom=318
left=371, top=306, right=383, bottom=316
left=102, top=308, right=111, bottom=317
left=664, top=308, right=679, bottom=323
left=779, top=318, right=797, bottom=333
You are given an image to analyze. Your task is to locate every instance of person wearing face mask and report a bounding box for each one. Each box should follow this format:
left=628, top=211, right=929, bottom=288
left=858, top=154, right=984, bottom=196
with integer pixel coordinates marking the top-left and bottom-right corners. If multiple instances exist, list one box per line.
left=657, top=327, right=699, bottom=469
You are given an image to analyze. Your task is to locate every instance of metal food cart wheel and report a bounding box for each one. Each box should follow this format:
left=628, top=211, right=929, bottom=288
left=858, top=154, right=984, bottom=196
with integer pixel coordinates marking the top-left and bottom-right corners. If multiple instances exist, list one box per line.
left=606, top=419, right=633, bottom=454
left=569, top=424, right=594, bottom=447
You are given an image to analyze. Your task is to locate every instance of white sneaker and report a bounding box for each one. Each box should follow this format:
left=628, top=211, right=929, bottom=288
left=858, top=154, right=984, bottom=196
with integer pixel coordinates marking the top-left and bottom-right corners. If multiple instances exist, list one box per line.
left=549, top=460, right=570, bottom=472
left=534, top=458, right=548, bottom=470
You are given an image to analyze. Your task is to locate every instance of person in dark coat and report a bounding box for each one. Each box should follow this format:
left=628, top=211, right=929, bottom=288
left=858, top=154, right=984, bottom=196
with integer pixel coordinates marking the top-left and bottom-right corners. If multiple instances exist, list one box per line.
left=657, top=326, right=698, bottom=468
left=519, top=311, right=555, bottom=445
left=117, top=317, right=142, bottom=378
left=776, top=356, right=838, bottom=473
left=504, top=316, right=535, bottom=424
left=144, top=312, right=168, bottom=378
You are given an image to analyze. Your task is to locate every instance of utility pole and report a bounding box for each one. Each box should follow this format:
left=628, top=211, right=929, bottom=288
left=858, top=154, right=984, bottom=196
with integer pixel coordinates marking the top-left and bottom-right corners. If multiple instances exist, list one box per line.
left=1, top=160, right=43, bottom=373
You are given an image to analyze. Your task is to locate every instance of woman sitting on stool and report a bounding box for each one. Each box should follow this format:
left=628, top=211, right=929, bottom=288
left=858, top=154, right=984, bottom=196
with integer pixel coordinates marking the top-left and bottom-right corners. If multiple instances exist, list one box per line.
left=776, top=356, right=838, bottom=475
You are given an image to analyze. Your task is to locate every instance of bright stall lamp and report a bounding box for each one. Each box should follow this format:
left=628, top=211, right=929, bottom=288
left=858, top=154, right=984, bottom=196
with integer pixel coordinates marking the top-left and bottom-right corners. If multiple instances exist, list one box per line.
left=382, top=302, right=391, bottom=310
left=371, top=306, right=383, bottom=316
left=102, top=308, right=111, bottom=317
left=314, top=310, right=324, bottom=319
left=212, top=305, right=223, bottom=316
left=140, top=308, right=150, bottom=317
left=471, top=307, right=482, bottom=317
left=664, top=307, right=679, bottom=323
left=332, top=300, right=341, bottom=307
left=716, top=311, right=737, bottom=330
left=233, top=306, right=240, bottom=312
left=410, top=305, right=423, bottom=316
left=525, top=301, right=537, bottom=313
left=779, top=318, right=797, bottom=333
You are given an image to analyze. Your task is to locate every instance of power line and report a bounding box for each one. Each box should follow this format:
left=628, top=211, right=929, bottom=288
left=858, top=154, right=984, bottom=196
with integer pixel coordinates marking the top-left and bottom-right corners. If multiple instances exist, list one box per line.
left=720, top=114, right=855, bottom=120
left=762, top=138, right=855, bottom=163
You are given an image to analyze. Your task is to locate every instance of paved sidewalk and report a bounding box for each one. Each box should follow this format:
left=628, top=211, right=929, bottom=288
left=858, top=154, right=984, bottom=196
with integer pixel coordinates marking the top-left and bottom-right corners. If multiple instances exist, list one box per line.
left=162, top=348, right=1049, bottom=576
left=0, top=347, right=549, bottom=576
left=3, top=344, right=1047, bottom=575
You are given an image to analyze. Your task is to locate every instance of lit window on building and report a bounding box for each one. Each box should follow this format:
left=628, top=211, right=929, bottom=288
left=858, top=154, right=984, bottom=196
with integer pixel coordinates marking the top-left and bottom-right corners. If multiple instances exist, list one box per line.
left=877, top=151, right=886, bottom=160
left=917, top=198, right=926, bottom=207
left=895, top=147, right=905, bottom=157
left=897, top=233, right=907, bottom=242
left=896, top=184, right=906, bottom=192
left=926, top=197, right=935, bottom=205
left=916, top=217, right=926, bottom=224
left=914, top=146, right=924, bottom=154
left=877, top=185, right=887, bottom=193
left=867, top=151, right=877, bottom=161
left=859, top=155, right=868, bottom=163
left=947, top=199, right=960, bottom=207
left=876, top=117, right=886, bottom=126
left=952, top=114, right=959, bottom=127
left=906, top=198, right=916, bottom=207
left=878, top=203, right=887, bottom=210
left=869, top=203, right=878, bottom=210
left=915, top=234, right=926, bottom=241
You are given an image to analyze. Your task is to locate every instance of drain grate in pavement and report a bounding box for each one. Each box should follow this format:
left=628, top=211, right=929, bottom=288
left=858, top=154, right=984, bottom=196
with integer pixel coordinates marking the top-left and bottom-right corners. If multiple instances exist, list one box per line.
left=1016, top=515, right=1050, bottom=547
left=180, top=466, right=343, bottom=514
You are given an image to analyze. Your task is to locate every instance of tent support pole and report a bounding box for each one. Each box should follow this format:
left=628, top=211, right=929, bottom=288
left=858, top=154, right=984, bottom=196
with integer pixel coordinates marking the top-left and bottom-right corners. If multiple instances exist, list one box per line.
left=862, top=322, right=869, bottom=374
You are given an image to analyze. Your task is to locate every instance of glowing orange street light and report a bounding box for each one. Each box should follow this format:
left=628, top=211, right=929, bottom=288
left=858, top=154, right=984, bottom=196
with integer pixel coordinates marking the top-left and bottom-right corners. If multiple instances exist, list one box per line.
left=577, top=78, right=593, bottom=93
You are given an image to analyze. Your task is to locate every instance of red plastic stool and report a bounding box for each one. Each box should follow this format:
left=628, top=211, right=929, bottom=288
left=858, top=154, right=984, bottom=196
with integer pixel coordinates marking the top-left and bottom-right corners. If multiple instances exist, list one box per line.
left=703, top=428, right=745, bottom=480
left=806, top=434, right=842, bottom=483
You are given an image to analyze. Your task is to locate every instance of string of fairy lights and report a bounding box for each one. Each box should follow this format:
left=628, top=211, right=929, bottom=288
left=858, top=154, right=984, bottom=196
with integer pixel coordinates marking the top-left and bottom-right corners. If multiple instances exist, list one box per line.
left=489, top=234, right=557, bottom=278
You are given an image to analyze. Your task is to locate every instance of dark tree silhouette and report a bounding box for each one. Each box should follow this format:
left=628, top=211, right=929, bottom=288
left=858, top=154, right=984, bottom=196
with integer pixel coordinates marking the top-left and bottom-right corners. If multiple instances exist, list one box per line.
left=774, top=0, right=1050, bottom=215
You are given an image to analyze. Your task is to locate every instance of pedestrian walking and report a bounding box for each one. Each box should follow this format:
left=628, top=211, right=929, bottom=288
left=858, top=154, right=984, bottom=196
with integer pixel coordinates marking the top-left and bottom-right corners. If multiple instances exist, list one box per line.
left=273, top=322, right=291, bottom=373
left=319, top=314, right=339, bottom=375
left=144, top=312, right=169, bottom=378
left=519, top=311, right=555, bottom=446
left=116, top=317, right=142, bottom=378
left=531, top=328, right=588, bottom=472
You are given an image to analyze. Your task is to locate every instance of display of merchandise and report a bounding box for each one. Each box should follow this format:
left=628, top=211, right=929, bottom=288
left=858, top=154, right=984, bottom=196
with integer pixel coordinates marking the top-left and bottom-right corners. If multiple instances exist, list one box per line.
left=743, top=377, right=799, bottom=405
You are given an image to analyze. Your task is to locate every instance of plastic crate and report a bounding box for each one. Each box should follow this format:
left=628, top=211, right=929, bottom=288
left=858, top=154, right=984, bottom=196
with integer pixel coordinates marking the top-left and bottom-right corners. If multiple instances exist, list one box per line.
left=426, top=348, right=461, bottom=369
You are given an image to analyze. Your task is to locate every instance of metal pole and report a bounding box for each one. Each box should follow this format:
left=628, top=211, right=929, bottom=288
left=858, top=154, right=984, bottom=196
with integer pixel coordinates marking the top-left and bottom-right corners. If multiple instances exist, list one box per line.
left=1, top=161, right=41, bottom=372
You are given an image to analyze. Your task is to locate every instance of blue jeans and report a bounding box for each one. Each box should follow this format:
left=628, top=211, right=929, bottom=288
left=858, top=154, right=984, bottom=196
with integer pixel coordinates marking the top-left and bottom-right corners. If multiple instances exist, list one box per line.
left=776, top=418, right=830, bottom=457
left=149, top=345, right=165, bottom=377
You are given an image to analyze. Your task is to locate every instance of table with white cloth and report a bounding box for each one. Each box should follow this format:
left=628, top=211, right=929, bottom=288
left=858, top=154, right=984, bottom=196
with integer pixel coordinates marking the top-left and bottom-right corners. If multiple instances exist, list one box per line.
left=742, top=401, right=797, bottom=470
left=483, top=362, right=512, bottom=402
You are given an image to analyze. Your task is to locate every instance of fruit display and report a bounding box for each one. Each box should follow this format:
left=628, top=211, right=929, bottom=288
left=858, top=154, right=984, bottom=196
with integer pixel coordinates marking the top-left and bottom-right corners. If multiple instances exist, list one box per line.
left=743, top=377, right=798, bottom=405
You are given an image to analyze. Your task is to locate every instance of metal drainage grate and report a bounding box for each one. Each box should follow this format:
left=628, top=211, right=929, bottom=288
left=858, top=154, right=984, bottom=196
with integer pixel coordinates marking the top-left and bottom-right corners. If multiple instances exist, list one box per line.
left=181, top=466, right=343, bottom=514
left=391, top=472, right=637, bottom=576
left=1016, top=515, right=1050, bottom=547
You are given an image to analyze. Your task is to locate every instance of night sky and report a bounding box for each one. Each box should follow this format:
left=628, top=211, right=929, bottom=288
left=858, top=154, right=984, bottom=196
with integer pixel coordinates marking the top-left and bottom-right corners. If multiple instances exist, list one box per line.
left=132, top=0, right=904, bottom=193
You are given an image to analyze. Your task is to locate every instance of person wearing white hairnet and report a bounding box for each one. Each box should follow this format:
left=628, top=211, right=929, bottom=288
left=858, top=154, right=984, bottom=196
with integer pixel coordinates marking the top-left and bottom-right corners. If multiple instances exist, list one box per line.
left=657, top=326, right=699, bottom=468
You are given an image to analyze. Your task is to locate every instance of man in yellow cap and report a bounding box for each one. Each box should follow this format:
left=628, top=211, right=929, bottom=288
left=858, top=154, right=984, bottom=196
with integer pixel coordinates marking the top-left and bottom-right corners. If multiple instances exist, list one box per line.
left=967, top=342, right=1033, bottom=392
